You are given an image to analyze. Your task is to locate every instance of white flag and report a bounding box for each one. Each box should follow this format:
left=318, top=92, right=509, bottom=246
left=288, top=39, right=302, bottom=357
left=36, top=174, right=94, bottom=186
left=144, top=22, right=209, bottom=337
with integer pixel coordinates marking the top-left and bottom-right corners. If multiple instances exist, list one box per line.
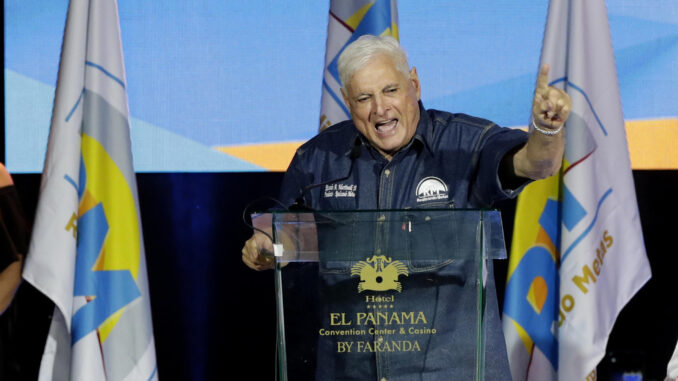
left=503, top=1, right=651, bottom=380
left=668, top=340, right=678, bottom=380
left=319, top=0, right=399, bottom=130
left=22, top=1, right=158, bottom=380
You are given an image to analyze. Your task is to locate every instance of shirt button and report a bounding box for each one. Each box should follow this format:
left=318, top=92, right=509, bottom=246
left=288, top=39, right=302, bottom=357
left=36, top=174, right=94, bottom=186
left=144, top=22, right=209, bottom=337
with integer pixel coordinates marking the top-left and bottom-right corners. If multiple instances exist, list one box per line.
left=381, top=378, right=388, bottom=381
left=384, top=169, right=391, bottom=177
left=377, top=336, right=384, bottom=343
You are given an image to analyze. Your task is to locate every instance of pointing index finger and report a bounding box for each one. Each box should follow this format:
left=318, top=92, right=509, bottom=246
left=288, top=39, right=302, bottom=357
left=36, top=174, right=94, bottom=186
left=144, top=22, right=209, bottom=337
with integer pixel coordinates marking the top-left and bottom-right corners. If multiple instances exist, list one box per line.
left=537, top=63, right=550, bottom=92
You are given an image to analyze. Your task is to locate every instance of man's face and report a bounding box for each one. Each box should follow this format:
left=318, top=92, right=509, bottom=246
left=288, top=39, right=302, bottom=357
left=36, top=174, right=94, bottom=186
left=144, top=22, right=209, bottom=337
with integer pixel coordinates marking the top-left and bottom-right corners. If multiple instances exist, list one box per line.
left=342, top=54, right=421, bottom=160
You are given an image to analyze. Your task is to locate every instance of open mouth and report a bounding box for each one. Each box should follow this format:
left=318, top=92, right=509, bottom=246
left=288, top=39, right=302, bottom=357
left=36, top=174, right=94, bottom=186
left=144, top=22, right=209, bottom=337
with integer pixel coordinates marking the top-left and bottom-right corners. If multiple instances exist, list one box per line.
left=375, top=119, right=398, bottom=135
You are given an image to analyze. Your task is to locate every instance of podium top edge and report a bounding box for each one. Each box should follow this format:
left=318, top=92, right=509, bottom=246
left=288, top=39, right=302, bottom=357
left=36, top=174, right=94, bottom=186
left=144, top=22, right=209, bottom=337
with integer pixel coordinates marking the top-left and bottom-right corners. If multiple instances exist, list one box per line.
left=253, top=208, right=501, bottom=215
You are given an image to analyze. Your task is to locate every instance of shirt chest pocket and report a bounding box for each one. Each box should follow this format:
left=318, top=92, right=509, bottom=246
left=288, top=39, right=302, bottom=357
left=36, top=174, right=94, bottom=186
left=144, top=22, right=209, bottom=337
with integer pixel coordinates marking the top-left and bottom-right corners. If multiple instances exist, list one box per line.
left=411, top=199, right=455, bottom=209
left=316, top=211, right=473, bottom=280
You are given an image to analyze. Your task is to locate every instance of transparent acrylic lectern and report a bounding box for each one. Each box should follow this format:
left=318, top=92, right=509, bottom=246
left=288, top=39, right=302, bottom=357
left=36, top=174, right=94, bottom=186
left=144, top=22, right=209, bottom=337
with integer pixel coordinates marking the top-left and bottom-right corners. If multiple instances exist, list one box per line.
left=252, top=209, right=507, bottom=381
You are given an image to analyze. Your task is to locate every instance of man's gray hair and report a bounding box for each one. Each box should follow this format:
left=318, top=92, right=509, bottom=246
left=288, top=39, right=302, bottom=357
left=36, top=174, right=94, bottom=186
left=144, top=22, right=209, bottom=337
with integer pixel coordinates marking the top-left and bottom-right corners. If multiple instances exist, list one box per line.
left=337, top=35, right=410, bottom=89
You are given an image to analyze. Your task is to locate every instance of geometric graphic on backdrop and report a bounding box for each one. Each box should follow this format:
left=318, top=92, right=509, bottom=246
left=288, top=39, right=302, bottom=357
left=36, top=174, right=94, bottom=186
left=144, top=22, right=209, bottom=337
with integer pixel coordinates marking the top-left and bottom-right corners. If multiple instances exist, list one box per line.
left=214, top=141, right=304, bottom=171
left=625, top=117, right=678, bottom=169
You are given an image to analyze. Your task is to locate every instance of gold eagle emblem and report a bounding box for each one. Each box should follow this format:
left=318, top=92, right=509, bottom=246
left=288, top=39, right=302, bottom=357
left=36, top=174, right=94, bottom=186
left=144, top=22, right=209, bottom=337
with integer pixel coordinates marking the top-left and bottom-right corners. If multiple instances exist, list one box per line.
left=350, top=255, right=409, bottom=293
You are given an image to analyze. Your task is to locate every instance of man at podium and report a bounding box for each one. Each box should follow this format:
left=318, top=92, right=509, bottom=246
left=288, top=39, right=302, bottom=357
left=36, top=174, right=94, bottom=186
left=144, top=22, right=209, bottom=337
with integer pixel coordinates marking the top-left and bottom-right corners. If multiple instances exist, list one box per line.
left=242, top=35, right=570, bottom=379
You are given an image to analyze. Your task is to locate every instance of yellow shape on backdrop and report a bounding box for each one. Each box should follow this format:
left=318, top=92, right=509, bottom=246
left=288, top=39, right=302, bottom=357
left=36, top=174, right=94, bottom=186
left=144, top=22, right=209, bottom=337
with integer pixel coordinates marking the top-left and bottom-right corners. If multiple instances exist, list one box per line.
left=215, top=141, right=304, bottom=171
left=626, top=118, right=678, bottom=169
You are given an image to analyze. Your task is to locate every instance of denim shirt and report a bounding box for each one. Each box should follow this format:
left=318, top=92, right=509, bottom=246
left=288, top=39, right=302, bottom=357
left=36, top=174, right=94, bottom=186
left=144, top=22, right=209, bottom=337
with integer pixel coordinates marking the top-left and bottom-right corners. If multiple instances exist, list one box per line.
left=279, top=102, right=528, bottom=380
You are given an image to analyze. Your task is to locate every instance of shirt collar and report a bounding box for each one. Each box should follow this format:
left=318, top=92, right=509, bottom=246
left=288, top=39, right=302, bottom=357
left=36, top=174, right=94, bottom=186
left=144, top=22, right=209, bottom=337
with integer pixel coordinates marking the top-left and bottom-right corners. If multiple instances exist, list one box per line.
left=348, top=131, right=364, bottom=157
left=412, top=100, right=434, bottom=155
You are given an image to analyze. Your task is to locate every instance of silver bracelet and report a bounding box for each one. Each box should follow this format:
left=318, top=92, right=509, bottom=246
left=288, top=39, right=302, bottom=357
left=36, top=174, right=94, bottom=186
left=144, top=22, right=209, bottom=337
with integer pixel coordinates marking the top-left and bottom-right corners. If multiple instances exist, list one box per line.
left=531, top=119, right=563, bottom=136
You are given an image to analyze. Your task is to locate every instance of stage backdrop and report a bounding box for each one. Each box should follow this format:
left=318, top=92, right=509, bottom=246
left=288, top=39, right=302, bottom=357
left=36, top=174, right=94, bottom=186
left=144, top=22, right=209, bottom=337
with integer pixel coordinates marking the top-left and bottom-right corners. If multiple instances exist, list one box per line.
left=5, top=0, right=678, bottom=172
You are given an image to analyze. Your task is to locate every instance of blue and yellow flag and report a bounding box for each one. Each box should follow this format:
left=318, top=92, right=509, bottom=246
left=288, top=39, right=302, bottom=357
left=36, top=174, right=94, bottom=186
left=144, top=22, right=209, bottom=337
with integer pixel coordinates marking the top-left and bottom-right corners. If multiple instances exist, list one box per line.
left=319, top=0, right=399, bottom=130
left=503, top=1, right=651, bottom=380
left=23, top=1, right=158, bottom=379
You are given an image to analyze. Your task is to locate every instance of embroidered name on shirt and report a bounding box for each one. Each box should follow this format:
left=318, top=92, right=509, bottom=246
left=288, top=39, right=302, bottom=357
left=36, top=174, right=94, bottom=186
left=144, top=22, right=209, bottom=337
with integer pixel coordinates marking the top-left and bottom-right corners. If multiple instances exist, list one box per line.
left=415, top=177, right=448, bottom=203
left=324, top=183, right=357, bottom=198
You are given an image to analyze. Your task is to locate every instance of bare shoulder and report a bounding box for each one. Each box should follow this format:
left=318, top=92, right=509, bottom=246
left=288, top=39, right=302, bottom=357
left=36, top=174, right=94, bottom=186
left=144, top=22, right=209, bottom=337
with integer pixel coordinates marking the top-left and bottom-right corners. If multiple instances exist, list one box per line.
left=0, top=163, right=13, bottom=187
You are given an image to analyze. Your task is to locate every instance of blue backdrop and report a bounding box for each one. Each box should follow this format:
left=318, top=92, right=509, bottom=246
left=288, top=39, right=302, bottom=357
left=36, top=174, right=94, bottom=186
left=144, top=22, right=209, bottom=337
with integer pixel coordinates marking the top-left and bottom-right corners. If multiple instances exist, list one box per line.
left=5, top=1, right=678, bottom=172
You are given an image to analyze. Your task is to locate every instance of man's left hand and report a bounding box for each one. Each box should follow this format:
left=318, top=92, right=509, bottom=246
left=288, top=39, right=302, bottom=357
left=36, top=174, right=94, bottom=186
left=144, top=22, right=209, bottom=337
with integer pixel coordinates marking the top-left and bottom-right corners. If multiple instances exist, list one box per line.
left=512, top=64, right=570, bottom=180
left=532, top=64, right=571, bottom=129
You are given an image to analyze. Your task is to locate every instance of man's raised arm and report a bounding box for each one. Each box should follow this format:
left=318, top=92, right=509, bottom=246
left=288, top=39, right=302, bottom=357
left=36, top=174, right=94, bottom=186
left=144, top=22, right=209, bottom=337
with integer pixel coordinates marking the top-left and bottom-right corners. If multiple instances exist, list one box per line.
left=513, top=64, right=571, bottom=180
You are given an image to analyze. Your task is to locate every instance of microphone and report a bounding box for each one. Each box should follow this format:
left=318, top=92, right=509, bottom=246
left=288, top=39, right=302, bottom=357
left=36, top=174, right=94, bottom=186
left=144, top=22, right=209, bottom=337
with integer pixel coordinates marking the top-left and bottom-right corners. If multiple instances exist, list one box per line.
left=289, top=139, right=363, bottom=210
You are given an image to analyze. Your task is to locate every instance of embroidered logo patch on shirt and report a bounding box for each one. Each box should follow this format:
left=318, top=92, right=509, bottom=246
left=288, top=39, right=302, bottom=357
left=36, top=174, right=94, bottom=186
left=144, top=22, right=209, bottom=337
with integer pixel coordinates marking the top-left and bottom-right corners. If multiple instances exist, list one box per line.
left=415, top=176, right=448, bottom=203
left=323, top=183, right=357, bottom=198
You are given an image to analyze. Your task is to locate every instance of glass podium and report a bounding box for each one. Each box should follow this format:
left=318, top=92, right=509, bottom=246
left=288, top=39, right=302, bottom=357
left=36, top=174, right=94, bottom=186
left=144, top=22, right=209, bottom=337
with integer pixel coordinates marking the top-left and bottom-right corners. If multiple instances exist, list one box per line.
left=253, top=209, right=507, bottom=381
